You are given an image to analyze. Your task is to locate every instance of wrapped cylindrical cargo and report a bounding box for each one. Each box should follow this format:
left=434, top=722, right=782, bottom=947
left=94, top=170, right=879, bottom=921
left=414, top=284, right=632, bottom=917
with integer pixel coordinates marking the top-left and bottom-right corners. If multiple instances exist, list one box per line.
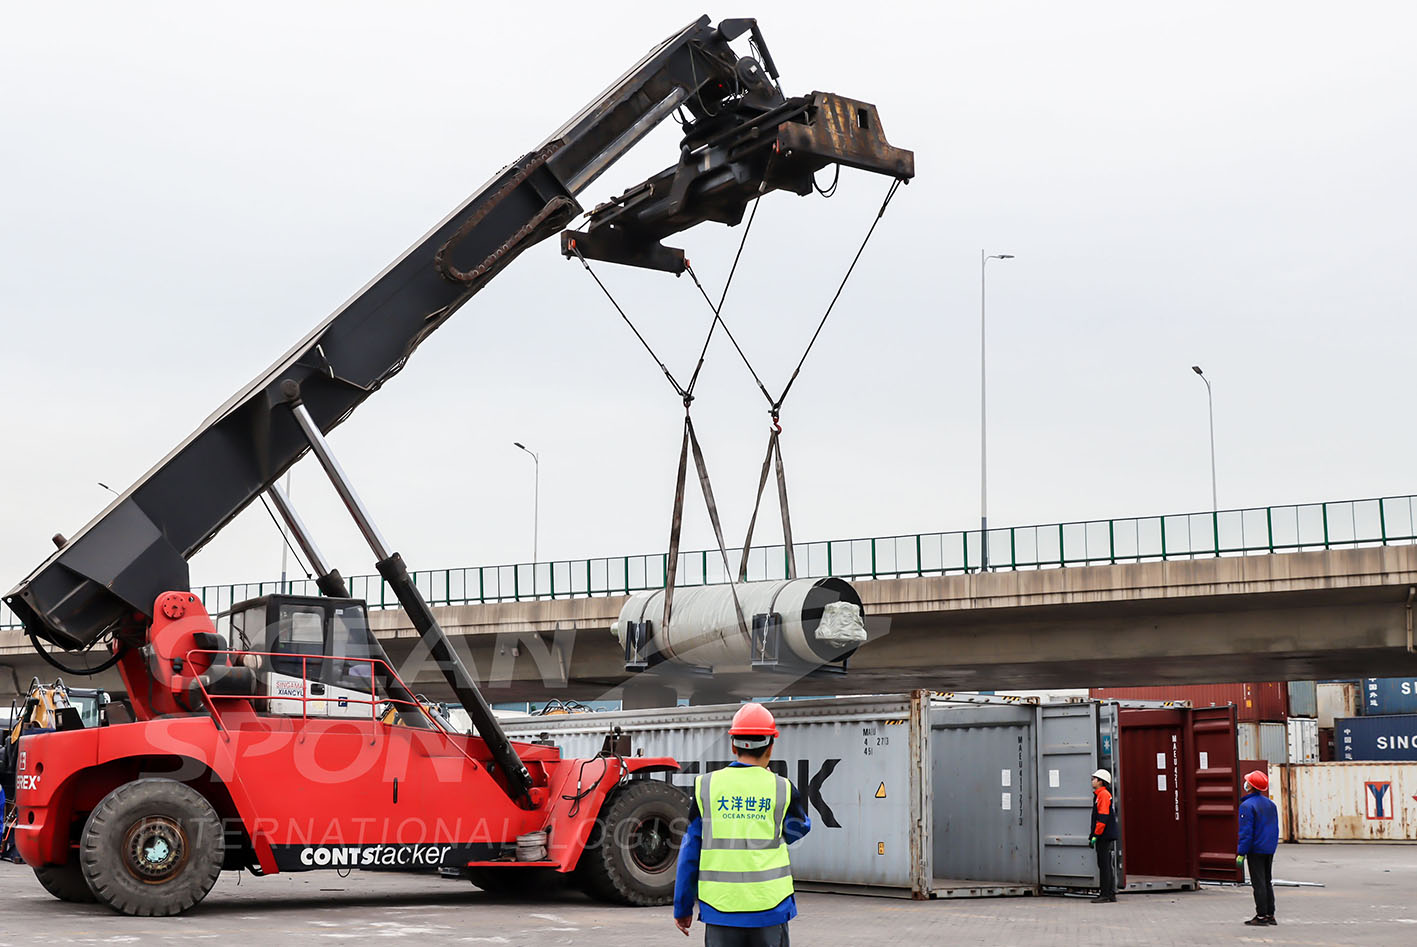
left=1336, top=714, right=1417, bottom=761
left=1317, top=682, right=1360, bottom=729
left=1359, top=677, right=1417, bottom=716
left=611, top=577, right=865, bottom=670
left=1287, top=717, right=1319, bottom=764
left=1287, top=681, right=1317, bottom=718
left=1237, top=721, right=1288, bottom=764
left=1288, top=762, right=1417, bottom=840
left=1089, top=683, right=1288, bottom=722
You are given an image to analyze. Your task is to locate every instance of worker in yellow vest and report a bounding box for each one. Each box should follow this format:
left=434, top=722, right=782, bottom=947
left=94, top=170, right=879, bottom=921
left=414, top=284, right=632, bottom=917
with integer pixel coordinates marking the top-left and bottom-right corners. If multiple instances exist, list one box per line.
left=674, top=702, right=811, bottom=945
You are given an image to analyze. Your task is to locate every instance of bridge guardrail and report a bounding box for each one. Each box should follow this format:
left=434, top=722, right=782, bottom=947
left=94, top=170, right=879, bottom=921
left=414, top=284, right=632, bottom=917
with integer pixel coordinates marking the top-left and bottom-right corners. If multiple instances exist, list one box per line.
left=3, top=495, right=1414, bottom=630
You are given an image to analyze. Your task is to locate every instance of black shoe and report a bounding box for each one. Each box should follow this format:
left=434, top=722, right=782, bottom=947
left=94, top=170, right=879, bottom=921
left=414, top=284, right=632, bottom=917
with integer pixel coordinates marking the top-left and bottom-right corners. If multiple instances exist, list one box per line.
left=1090, top=895, right=1117, bottom=903
left=1263, top=916, right=1277, bottom=926
left=1244, top=917, right=1266, bottom=926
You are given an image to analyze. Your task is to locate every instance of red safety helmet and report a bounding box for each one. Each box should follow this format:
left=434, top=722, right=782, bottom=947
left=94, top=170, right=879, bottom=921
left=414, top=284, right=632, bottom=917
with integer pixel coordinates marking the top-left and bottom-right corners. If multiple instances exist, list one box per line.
left=729, top=702, right=779, bottom=748
left=1243, top=769, right=1269, bottom=793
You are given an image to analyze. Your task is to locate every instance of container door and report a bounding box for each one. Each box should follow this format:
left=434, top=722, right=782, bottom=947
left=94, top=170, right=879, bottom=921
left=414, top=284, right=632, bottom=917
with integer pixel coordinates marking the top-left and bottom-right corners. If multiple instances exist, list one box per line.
left=1116, top=709, right=1191, bottom=880
left=1037, top=703, right=1100, bottom=889
left=1097, top=701, right=1125, bottom=890
left=930, top=705, right=1037, bottom=885
left=1187, top=705, right=1242, bottom=882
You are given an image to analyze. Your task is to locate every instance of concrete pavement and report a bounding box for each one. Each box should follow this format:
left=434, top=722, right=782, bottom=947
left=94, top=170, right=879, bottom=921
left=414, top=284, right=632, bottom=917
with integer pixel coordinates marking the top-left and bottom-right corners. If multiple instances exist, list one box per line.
left=2, top=842, right=1414, bottom=946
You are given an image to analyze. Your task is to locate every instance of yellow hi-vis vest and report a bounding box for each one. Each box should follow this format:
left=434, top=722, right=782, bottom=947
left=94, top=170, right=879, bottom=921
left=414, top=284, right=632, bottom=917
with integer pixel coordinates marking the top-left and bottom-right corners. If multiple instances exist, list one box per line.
left=695, top=765, right=794, bottom=913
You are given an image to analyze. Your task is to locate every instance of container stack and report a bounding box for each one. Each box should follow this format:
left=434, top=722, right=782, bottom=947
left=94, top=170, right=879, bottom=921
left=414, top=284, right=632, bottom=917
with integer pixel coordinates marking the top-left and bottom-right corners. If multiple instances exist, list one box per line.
left=1088, top=681, right=1319, bottom=766
left=1331, top=677, right=1417, bottom=762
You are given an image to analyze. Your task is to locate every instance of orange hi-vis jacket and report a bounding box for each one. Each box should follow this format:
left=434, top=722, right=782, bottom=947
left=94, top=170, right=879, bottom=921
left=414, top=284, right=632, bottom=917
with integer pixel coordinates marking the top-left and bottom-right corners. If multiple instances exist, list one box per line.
left=1091, top=785, right=1119, bottom=840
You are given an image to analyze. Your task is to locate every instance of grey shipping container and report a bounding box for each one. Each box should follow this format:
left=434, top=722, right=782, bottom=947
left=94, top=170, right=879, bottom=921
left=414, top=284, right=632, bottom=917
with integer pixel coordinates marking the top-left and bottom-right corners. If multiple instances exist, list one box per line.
left=1237, top=722, right=1288, bottom=764
left=499, top=692, right=1119, bottom=898
left=1336, top=714, right=1417, bottom=761
left=1287, top=681, right=1317, bottom=719
left=1360, top=678, right=1417, bottom=716
left=1317, top=682, right=1361, bottom=729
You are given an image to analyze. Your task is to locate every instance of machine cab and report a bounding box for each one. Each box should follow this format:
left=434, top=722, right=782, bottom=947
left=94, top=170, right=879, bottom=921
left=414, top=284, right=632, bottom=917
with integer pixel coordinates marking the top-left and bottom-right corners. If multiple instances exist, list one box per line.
left=217, top=594, right=383, bottom=719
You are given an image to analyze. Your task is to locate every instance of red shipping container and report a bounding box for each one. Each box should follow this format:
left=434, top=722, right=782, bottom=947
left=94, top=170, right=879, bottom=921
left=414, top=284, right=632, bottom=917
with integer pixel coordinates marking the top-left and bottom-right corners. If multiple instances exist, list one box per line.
left=1089, top=682, right=1290, bottom=722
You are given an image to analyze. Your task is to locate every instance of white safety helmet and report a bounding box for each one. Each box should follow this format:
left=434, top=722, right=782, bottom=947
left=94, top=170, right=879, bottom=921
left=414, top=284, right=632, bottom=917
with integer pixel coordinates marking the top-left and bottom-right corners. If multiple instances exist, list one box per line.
left=1091, top=769, right=1112, bottom=784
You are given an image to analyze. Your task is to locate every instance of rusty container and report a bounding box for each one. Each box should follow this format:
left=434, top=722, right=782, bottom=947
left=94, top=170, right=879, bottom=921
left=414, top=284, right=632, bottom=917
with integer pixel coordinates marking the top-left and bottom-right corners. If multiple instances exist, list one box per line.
left=1090, top=683, right=1289, bottom=722
left=1288, top=761, right=1417, bottom=840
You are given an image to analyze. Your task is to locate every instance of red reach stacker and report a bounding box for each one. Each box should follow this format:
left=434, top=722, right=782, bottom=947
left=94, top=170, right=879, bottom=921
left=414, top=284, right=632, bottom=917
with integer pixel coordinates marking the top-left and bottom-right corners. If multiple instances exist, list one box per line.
left=2, top=15, right=912, bottom=916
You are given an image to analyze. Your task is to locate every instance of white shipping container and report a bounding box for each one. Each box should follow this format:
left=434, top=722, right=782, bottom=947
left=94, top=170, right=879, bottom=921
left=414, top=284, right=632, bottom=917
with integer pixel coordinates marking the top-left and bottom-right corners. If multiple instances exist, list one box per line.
left=1316, top=682, right=1360, bottom=730
left=1287, top=718, right=1319, bottom=764
left=1287, top=762, right=1417, bottom=840
left=498, top=693, right=1122, bottom=897
left=1237, top=722, right=1288, bottom=764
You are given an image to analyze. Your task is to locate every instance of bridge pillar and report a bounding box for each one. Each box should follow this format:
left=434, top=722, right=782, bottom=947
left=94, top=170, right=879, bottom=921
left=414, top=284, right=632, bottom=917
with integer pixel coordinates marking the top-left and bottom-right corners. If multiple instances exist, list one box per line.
left=622, top=681, right=678, bottom=710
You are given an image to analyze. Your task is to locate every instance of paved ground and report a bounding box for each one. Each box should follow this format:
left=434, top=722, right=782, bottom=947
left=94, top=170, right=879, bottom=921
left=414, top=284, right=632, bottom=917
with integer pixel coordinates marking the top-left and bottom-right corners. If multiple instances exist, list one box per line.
left=2, top=843, right=1414, bottom=946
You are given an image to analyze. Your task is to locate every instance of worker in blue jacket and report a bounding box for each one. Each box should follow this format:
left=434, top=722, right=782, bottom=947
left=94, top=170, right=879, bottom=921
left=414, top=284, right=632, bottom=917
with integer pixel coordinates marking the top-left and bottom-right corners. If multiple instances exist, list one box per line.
left=1237, top=769, right=1279, bottom=927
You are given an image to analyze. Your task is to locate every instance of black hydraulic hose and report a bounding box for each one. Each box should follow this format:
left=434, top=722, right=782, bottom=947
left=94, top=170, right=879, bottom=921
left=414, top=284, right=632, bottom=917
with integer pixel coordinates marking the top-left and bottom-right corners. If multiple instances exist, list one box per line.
left=27, top=628, right=123, bottom=677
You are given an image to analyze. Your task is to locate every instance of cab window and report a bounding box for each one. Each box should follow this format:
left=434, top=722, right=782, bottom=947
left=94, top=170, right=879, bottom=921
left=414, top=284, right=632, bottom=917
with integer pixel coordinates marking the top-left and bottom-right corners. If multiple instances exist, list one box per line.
left=331, top=605, right=378, bottom=692
left=272, top=605, right=326, bottom=677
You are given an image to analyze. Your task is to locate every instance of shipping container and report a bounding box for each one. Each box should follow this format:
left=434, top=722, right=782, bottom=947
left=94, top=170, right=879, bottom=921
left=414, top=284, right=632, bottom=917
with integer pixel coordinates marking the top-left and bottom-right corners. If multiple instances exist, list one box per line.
left=1286, top=681, right=1317, bottom=719
left=1318, top=727, right=1335, bottom=762
left=1237, top=722, right=1288, bottom=764
left=1336, top=714, right=1417, bottom=761
left=1116, top=706, right=1242, bottom=884
left=497, top=693, right=1236, bottom=897
left=1287, top=718, right=1319, bottom=764
left=1090, top=683, right=1288, bottom=722
left=1317, top=682, right=1360, bottom=729
left=1359, top=678, right=1417, bottom=716
left=1286, top=762, right=1417, bottom=840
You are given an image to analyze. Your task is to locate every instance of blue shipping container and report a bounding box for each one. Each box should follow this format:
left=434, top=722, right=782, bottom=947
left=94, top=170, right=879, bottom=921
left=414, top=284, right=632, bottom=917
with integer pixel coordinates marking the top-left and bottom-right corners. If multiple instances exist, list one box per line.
left=1336, top=714, right=1417, bottom=761
left=1360, top=678, right=1417, bottom=716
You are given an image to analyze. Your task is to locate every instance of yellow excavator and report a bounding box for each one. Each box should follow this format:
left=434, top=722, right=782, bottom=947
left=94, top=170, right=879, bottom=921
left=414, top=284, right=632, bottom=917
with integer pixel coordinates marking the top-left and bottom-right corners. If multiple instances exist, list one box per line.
left=2, top=678, right=111, bottom=861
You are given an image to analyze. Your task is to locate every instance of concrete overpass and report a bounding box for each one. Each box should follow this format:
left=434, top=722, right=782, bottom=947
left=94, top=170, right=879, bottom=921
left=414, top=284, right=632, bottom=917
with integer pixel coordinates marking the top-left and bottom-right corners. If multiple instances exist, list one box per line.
left=8, top=544, right=1415, bottom=707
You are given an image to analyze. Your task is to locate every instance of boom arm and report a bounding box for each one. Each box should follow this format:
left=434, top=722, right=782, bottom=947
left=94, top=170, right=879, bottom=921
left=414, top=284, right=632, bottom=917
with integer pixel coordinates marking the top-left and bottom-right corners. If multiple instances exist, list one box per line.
left=6, top=14, right=912, bottom=654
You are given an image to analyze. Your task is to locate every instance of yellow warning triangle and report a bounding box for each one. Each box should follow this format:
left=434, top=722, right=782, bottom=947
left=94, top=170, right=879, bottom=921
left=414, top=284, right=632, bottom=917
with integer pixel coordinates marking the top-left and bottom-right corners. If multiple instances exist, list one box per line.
left=875, top=782, right=887, bottom=798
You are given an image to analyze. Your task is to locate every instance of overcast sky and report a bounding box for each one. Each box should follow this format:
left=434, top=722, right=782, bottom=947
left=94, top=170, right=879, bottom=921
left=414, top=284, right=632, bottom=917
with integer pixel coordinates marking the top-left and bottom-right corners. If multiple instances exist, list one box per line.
left=3, top=2, right=1415, bottom=600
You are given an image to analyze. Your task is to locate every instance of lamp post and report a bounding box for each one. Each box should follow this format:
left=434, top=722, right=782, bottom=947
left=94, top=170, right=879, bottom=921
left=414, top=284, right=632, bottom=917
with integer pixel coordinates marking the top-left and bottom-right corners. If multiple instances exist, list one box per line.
left=513, top=442, right=539, bottom=567
left=980, top=250, right=1014, bottom=571
left=1190, top=366, right=1217, bottom=513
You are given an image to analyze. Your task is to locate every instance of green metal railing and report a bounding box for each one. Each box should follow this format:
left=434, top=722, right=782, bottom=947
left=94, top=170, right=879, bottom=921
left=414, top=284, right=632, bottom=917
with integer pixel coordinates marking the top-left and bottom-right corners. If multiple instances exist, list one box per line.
left=3, top=494, right=1415, bottom=629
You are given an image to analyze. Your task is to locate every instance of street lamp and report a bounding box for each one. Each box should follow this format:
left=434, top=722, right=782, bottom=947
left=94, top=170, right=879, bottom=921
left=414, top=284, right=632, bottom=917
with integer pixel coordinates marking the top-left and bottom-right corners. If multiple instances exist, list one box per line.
left=1191, top=366, right=1217, bottom=512
left=513, top=442, right=539, bottom=566
left=980, top=251, right=1015, bottom=571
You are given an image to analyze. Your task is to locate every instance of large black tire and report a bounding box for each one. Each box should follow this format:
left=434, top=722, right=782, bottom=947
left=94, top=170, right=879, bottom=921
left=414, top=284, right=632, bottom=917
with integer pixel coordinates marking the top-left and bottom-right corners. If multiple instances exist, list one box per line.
left=79, top=779, right=224, bottom=917
left=33, top=861, right=98, bottom=903
left=577, top=779, right=688, bottom=906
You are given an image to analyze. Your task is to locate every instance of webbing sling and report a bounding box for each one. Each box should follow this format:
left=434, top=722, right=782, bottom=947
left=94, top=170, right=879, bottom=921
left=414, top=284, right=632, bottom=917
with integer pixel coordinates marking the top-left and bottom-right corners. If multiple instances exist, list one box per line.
left=663, top=412, right=752, bottom=646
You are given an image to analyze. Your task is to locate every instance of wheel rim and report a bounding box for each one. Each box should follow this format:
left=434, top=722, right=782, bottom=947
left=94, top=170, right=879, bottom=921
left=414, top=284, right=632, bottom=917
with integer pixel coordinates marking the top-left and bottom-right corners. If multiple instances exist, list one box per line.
left=628, top=815, right=674, bottom=873
left=121, top=816, right=190, bottom=884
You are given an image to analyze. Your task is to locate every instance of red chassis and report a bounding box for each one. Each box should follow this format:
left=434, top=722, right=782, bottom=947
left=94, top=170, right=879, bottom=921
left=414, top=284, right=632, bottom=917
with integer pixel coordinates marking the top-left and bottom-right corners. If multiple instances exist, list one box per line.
left=14, top=593, right=679, bottom=908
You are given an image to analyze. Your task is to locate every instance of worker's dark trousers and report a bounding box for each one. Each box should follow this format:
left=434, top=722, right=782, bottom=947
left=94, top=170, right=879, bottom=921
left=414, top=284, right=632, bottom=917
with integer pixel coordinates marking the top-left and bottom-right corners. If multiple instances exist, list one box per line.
left=1095, top=839, right=1116, bottom=899
left=704, top=922, right=789, bottom=947
left=1247, top=854, right=1276, bottom=917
